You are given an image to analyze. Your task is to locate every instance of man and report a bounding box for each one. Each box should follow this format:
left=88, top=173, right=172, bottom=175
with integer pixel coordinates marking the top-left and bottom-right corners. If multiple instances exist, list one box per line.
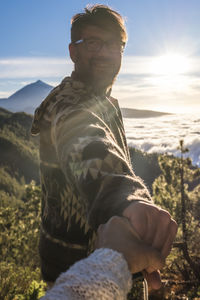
left=31, top=4, right=177, bottom=290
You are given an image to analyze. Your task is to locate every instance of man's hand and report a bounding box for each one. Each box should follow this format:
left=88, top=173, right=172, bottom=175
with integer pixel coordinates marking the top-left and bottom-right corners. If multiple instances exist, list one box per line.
left=123, top=201, right=178, bottom=289
left=96, top=216, right=165, bottom=275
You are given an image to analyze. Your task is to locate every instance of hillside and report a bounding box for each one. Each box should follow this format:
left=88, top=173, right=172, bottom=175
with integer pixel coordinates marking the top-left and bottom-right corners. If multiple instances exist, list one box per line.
left=0, top=108, right=40, bottom=191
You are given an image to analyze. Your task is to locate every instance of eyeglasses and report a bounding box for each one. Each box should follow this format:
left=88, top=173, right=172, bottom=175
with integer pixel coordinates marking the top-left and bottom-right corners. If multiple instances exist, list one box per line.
left=74, top=38, right=125, bottom=53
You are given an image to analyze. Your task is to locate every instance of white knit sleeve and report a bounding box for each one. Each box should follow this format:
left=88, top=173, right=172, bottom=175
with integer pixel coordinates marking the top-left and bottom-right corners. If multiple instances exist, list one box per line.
left=41, top=248, right=132, bottom=300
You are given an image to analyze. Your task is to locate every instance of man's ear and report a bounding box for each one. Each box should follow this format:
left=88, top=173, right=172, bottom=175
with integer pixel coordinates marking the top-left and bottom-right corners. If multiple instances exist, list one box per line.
left=69, top=43, right=78, bottom=63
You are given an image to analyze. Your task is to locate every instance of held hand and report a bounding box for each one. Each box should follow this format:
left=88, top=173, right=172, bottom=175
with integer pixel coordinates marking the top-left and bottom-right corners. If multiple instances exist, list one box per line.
left=96, top=216, right=165, bottom=275
left=123, top=201, right=178, bottom=289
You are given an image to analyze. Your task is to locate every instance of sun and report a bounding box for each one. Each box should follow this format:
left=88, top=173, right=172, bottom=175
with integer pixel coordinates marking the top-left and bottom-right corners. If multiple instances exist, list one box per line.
left=147, top=53, right=191, bottom=93
left=150, top=54, right=190, bottom=76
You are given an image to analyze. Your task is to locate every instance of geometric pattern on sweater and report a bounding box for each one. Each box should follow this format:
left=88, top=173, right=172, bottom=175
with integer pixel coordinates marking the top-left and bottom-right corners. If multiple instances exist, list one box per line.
left=60, top=184, right=90, bottom=235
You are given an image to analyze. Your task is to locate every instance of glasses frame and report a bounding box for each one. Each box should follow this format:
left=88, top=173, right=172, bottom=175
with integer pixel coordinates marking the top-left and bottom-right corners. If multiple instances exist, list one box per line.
left=74, top=38, right=125, bottom=53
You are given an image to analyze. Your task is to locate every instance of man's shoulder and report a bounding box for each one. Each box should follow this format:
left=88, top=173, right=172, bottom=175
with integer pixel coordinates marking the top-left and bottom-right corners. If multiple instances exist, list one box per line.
left=108, top=96, right=121, bottom=113
left=31, top=76, right=88, bottom=135
left=34, top=75, right=85, bottom=114
left=109, top=96, right=118, bottom=106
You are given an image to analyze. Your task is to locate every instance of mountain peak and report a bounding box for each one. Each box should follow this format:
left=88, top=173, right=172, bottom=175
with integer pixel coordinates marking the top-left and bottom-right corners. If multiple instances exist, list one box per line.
left=0, top=80, right=54, bottom=114
left=34, top=79, right=48, bottom=85
left=32, top=80, right=52, bottom=88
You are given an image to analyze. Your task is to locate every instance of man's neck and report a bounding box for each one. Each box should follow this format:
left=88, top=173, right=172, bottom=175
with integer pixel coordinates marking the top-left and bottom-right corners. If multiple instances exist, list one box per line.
left=71, top=71, right=112, bottom=97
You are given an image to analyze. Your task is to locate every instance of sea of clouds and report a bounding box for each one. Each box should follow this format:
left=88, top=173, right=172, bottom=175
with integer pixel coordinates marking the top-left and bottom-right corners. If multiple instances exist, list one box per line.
left=124, top=113, right=200, bottom=167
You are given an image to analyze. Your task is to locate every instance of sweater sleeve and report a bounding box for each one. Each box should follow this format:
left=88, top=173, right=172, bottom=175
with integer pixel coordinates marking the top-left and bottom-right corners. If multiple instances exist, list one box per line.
left=51, top=105, right=152, bottom=229
left=41, top=248, right=132, bottom=300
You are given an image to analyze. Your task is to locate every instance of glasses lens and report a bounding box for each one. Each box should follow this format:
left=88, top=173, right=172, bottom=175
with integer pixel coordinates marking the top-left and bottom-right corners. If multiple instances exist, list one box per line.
left=82, top=38, right=124, bottom=53
left=107, top=40, right=121, bottom=52
left=86, top=39, right=102, bottom=51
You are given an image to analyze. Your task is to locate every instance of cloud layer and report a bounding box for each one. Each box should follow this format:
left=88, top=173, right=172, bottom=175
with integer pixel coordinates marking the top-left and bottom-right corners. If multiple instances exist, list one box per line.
left=124, top=113, right=200, bottom=166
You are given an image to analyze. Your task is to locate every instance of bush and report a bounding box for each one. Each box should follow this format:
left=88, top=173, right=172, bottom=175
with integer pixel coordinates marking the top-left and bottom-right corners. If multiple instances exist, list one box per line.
left=0, top=182, right=46, bottom=300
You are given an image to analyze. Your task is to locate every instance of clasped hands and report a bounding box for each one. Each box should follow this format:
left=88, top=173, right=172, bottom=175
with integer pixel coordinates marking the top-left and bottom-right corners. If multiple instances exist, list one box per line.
left=96, top=201, right=178, bottom=290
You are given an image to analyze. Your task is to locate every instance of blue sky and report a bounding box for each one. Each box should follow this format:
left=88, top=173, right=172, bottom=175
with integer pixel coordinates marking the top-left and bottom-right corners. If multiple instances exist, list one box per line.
left=1, top=0, right=200, bottom=113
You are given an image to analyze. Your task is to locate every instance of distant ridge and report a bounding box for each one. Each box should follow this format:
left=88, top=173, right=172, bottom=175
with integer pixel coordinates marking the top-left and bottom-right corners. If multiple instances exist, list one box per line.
left=0, top=80, right=171, bottom=117
left=121, top=107, right=171, bottom=118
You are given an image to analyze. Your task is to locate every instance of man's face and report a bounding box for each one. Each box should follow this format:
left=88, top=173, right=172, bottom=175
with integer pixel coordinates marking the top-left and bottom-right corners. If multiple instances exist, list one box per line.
left=69, top=25, right=123, bottom=92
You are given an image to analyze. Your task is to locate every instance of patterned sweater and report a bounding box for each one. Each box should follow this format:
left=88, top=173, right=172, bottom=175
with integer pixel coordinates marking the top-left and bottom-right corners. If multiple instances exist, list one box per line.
left=31, top=75, right=152, bottom=282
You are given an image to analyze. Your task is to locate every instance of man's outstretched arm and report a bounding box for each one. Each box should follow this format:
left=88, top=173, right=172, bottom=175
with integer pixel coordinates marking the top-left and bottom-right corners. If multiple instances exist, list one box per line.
left=51, top=106, right=152, bottom=228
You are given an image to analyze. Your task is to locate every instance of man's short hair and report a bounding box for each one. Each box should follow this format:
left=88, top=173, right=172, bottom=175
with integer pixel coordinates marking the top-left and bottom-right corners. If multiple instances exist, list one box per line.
left=71, top=4, right=127, bottom=44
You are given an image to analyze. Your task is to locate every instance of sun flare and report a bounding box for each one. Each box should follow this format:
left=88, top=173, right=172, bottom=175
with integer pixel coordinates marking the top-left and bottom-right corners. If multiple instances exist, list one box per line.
left=150, top=54, right=190, bottom=76
left=147, top=53, right=192, bottom=93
